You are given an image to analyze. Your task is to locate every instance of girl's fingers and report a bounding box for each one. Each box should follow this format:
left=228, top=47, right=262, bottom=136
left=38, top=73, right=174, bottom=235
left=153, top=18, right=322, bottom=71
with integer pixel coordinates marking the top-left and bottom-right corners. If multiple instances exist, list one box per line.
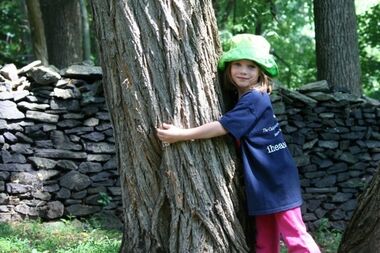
left=162, top=123, right=172, bottom=129
left=156, top=126, right=170, bottom=141
left=156, top=123, right=178, bottom=143
left=156, top=129, right=165, bottom=137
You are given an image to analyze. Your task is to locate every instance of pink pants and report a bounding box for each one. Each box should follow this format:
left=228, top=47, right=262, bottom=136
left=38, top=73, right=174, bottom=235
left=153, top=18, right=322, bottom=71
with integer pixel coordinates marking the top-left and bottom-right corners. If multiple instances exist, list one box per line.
left=255, top=207, right=321, bottom=253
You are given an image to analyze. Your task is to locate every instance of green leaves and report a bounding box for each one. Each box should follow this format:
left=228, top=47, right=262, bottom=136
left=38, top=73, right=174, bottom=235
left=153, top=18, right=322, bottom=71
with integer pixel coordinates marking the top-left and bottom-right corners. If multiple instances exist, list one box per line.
left=0, top=1, right=30, bottom=66
left=358, top=4, right=380, bottom=98
left=216, top=0, right=316, bottom=88
left=215, top=0, right=380, bottom=97
left=0, top=1, right=378, bottom=96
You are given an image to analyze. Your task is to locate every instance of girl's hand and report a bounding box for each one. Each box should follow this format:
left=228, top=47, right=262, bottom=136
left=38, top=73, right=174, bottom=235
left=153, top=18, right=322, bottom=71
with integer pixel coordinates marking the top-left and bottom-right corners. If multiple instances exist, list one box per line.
left=156, top=123, right=184, bottom=144
left=156, top=121, right=227, bottom=145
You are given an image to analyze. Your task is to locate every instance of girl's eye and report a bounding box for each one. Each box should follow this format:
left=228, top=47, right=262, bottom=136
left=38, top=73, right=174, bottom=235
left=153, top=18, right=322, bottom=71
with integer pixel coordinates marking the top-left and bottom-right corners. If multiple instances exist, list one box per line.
left=232, top=62, right=241, bottom=67
left=248, top=65, right=256, bottom=69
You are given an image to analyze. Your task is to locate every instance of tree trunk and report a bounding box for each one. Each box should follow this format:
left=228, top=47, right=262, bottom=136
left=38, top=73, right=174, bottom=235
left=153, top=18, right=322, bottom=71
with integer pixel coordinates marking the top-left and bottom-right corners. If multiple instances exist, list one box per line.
left=90, top=1, right=249, bottom=253
left=313, top=0, right=361, bottom=96
left=338, top=164, right=380, bottom=253
left=25, top=0, right=48, bottom=66
left=79, top=0, right=91, bottom=62
left=40, top=0, right=83, bottom=68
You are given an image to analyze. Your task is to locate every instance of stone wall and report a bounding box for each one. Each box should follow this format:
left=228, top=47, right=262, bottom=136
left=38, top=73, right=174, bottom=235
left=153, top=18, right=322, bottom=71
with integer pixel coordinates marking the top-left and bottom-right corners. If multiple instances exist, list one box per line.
left=0, top=61, right=121, bottom=221
left=1, top=62, right=379, bottom=231
left=271, top=81, right=380, bottom=230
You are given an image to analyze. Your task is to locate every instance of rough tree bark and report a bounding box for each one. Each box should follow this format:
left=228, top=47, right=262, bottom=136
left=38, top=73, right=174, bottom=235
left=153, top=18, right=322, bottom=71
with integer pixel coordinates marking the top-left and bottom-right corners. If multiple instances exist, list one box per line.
left=39, top=0, right=83, bottom=68
left=313, top=0, right=361, bottom=97
left=338, top=164, right=380, bottom=253
left=90, top=1, right=249, bottom=252
left=25, top=0, right=48, bottom=65
left=79, top=0, right=91, bottom=62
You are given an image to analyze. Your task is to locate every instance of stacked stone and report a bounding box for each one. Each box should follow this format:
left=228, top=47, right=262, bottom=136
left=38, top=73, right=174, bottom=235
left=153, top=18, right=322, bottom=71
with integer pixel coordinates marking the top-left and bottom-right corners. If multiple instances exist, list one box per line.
left=1, top=60, right=380, bottom=231
left=271, top=80, right=380, bottom=231
left=0, top=61, right=121, bottom=221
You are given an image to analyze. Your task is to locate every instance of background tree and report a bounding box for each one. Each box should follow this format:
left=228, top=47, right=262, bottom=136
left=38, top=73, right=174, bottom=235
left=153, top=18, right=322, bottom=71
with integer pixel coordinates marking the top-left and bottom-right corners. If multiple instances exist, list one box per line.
left=313, top=0, right=361, bottom=96
left=2, top=0, right=378, bottom=98
left=25, top=0, right=48, bottom=65
left=39, top=0, right=83, bottom=68
left=79, top=0, right=92, bottom=62
left=90, top=0, right=249, bottom=252
left=338, top=164, right=380, bottom=253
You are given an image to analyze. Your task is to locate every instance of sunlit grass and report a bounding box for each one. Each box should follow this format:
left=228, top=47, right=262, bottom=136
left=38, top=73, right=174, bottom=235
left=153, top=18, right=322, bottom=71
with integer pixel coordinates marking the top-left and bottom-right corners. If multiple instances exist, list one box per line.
left=0, top=216, right=342, bottom=253
left=0, top=217, right=122, bottom=253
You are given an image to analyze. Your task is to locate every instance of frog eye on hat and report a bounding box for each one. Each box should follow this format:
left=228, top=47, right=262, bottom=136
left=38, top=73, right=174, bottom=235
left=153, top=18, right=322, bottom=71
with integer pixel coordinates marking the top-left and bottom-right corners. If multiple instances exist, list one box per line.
left=218, top=34, right=279, bottom=77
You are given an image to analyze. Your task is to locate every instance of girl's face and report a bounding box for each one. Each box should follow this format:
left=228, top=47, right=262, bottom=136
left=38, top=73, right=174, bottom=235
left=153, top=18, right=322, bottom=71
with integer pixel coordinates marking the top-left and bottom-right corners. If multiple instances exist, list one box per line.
left=230, top=59, right=260, bottom=95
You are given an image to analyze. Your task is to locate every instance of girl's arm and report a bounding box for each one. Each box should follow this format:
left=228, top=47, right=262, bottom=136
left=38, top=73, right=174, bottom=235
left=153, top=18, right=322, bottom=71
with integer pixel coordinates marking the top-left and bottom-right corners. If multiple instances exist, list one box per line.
left=156, top=121, right=228, bottom=144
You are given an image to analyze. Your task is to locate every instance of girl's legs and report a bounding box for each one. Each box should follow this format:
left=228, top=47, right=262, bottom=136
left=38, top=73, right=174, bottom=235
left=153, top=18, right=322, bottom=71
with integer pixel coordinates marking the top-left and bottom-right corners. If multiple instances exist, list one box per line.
left=255, top=214, right=280, bottom=253
left=275, top=207, right=321, bottom=253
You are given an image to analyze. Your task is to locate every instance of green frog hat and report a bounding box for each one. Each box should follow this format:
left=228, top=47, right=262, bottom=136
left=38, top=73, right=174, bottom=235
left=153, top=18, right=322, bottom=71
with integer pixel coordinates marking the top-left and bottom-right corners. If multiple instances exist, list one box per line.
left=218, top=34, right=279, bottom=77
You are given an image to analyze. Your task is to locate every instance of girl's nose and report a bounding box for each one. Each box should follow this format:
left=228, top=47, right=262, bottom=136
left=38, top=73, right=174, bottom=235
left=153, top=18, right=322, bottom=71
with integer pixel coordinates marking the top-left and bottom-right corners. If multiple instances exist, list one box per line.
left=239, top=67, right=248, bottom=75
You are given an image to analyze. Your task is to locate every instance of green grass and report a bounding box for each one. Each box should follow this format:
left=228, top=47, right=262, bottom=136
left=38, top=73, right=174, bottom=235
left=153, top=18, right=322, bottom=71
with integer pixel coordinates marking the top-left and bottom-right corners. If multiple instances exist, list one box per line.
left=0, top=216, right=341, bottom=253
left=0, top=217, right=122, bottom=253
left=280, top=218, right=342, bottom=252
left=314, top=219, right=342, bottom=253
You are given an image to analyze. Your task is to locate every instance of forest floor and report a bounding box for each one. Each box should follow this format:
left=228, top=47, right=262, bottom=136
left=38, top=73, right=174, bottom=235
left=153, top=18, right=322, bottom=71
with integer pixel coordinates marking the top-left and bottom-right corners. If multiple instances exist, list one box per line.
left=0, top=217, right=122, bottom=253
left=0, top=217, right=340, bottom=253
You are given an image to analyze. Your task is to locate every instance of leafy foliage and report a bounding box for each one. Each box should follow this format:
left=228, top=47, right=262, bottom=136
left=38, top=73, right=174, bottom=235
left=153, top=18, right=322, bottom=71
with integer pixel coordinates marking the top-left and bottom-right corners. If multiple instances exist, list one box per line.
left=0, top=1, right=379, bottom=95
left=215, top=0, right=316, bottom=88
left=97, top=192, right=113, bottom=207
left=0, top=1, right=30, bottom=66
left=314, top=218, right=342, bottom=253
left=358, top=3, right=380, bottom=98
left=215, top=0, right=380, bottom=97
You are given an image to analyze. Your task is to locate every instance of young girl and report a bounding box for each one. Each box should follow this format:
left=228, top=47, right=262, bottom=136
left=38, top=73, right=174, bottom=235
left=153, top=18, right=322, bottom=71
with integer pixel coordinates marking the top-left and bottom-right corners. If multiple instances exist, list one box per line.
left=157, top=34, right=321, bottom=253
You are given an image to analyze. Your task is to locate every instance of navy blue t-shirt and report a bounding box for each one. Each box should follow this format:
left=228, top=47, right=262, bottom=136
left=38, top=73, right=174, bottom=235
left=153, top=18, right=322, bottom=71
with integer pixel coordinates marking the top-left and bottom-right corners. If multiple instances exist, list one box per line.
left=220, top=90, right=302, bottom=215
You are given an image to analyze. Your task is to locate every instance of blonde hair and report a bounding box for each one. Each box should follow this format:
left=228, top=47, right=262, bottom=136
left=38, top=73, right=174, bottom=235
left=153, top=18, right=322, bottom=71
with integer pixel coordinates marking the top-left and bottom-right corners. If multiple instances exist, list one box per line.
left=223, top=62, right=273, bottom=94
